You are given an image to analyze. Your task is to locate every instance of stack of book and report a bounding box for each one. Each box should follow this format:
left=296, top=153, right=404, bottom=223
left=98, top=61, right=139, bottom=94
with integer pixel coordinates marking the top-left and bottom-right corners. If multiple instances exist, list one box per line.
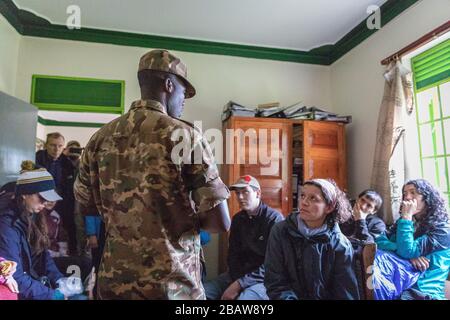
left=222, top=101, right=257, bottom=122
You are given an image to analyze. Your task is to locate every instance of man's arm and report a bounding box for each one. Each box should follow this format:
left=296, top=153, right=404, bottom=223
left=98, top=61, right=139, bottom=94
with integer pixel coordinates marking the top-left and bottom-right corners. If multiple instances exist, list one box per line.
left=73, top=148, right=96, bottom=216
left=182, top=128, right=231, bottom=233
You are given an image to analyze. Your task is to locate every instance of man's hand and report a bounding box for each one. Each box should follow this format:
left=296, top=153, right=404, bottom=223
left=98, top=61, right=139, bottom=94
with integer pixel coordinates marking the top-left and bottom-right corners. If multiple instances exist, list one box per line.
left=410, top=256, right=430, bottom=272
left=87, top=235, right=98, bottom=249
left=221, top=281, right=242, bottom=300
left=5, top=276, right=19, bottom=294
left=401, top=199, right=417, bottom=220
left=353, top=201, right=368, bottom=221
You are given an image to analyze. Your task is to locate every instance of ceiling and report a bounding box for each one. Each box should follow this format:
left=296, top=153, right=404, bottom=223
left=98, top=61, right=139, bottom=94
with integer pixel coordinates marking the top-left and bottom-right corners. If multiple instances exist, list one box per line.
left=13, top=0, right=387, bottom=51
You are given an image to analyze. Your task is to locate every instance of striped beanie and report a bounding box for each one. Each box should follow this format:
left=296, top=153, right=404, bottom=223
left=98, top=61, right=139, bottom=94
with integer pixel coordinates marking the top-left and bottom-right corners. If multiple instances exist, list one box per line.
left=15, top=161, right=62, bottom=202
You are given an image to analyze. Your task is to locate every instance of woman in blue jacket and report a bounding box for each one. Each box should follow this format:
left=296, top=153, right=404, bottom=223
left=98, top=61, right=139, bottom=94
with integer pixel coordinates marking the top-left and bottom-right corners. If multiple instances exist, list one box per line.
left=376, top=179, right=450, bottom=300
left=264, top=179, right=360, bottom=300
left=0, top=162, right=66, bottom=300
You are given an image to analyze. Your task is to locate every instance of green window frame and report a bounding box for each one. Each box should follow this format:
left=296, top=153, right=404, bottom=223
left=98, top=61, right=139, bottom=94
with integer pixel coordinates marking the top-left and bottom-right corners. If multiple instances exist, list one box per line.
left=411, top=39, right=450, bottom=207
left=31, top=74, right=125, bottom=114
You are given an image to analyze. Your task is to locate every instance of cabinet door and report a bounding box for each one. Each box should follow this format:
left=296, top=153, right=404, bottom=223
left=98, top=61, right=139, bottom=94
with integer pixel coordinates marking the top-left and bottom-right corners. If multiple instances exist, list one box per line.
left=227, top=119, right=291, bottom=216
left=303, top=121, right=347, bottom=191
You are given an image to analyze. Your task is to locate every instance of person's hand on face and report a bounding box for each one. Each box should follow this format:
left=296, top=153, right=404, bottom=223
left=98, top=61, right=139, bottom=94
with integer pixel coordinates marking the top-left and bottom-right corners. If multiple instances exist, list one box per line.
left=410, top=256, right=430, bottom=272
left=353, top=201, right=368, bottom=221
left=221, top=281, right=242, bottom=300
left=401, top=184, right=426, bottom=219
left=401, top=199, right=418, bottom=220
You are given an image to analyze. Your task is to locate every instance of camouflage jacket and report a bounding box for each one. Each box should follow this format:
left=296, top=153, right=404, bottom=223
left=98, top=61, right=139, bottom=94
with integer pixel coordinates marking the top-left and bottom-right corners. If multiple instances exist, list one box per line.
left=74, top=99, right=230, bottom=300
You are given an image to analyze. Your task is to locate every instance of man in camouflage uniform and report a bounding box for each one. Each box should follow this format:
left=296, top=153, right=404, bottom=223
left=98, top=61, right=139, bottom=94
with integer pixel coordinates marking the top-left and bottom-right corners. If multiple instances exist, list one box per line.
left=74, top=49, right=231, bottom=300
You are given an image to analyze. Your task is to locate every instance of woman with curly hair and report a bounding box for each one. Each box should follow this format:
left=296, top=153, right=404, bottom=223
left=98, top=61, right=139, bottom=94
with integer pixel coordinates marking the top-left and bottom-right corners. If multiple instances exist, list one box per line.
left=264, top=178, right=360, bottom=300
left=376, top=179, right=450, bottom=300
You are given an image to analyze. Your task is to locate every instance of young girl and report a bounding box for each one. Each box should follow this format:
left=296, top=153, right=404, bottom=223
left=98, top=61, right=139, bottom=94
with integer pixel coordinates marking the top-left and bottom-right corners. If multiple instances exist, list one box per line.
left=0, top=258, right=19, bottom=300
left=264, top=178, right=360, bottom=300
left=376, top=179, right=450, bottom=300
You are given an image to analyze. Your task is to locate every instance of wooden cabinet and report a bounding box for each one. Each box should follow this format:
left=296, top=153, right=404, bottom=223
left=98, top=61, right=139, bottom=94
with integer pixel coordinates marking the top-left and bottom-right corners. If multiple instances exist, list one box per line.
left=219, top=116, right=347, bottom=272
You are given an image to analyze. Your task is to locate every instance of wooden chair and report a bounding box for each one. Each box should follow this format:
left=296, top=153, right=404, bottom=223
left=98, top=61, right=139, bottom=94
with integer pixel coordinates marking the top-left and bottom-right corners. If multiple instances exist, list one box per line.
left=359, top=243, right=377, bottom=300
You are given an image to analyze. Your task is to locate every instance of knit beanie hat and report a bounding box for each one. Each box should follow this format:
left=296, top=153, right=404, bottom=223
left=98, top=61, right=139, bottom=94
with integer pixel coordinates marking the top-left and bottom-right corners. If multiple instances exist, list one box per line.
left=15, top=161, right=63, bottom=202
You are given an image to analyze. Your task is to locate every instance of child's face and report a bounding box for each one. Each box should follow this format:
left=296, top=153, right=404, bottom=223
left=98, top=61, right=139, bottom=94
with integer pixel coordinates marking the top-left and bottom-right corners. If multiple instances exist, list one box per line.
left=358, top=195, right=377, bottom=215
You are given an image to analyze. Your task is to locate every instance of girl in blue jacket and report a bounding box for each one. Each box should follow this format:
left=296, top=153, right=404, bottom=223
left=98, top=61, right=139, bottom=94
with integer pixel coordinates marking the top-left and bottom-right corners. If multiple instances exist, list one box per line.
left=0, top=163, right=66, bottom=300
left=376, top=179, right=450, bottom=300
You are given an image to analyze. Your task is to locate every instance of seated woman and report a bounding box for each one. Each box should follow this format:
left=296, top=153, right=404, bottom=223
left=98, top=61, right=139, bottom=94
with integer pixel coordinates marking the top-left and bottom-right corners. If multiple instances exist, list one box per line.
left=0, top=258, right=19, bottom=300
left=0, top=161, right=67, bottom=300
left=264, top=178, right=360, bottom=300
left=376, top=179, right=450, bottom=300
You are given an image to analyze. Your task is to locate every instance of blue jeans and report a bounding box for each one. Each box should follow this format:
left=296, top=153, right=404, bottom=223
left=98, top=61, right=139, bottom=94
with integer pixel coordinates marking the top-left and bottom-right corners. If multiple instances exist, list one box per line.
left=203, top=272, right=268, bottom=300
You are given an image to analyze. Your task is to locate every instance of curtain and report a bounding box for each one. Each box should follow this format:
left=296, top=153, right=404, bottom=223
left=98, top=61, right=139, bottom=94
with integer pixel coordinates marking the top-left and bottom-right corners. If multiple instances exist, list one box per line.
left=371, top=60, right=414, bottom=225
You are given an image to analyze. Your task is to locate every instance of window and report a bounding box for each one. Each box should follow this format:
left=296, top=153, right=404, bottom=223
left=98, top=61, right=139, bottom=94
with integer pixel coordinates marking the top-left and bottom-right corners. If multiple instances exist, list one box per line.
left=411, top=39, right=450, bottom=206
left=31, top=75, right=125, bottom=114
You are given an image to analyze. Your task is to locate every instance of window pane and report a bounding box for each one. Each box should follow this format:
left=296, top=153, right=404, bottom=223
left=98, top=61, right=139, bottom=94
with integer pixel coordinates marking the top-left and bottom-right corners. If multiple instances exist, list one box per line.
left=416, top=87, right=439, bottom=122
left=422, top=158, right=438, bottom=186
left=419, top=124, right=433, bottom=157
left=440, top=81, right=450, bottom=118
left=434, top=121, right=445, bottom=156
left=436, top=157, right=448, bottom=191
left=444, top=119, right=450, bottom=153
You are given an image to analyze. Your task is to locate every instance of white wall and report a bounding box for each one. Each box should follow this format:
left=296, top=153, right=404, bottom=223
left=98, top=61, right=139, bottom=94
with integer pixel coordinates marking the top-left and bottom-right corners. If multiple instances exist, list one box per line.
left=0, top=15, right=20, bottom=96
left=14, top=36, right=332, bottom=278
left=37, top=124, right=100, bottom=147
left=331, top=0, right=450, bottom=198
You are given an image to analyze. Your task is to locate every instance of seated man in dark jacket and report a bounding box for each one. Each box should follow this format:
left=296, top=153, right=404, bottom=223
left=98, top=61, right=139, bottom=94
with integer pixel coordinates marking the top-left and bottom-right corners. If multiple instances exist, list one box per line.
left=204, top=175, right=284, bottom=300
left=340, top=189, right=386, bottom=247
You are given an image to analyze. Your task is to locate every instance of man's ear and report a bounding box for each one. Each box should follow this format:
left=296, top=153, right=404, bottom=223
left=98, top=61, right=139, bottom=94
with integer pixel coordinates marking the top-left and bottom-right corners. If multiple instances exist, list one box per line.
left=164, top=77, right=174, bottom=93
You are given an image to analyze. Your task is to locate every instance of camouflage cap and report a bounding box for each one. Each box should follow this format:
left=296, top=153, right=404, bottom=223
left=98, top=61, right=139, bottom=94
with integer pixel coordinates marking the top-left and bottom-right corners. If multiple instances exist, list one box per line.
left=138, top=49, right=196, bottom=98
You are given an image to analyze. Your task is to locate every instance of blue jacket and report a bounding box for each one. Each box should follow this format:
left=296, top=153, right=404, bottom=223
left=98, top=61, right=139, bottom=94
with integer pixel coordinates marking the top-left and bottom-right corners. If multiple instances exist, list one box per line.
left=376, top=218, right=450, bottom=300
left=0, top=200, right=64, bottom=300
left=85, top=215, right=102, bottom=237
left=264, top=212, right=360, bottom=300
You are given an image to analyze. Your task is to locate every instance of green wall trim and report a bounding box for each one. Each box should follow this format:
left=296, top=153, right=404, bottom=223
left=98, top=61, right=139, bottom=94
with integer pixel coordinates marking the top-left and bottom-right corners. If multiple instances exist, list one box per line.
left=37, top=116, right=106, bottom=128
left=0, top=0, right=421, bottom=65
left=330, top=0, right=421, bottom=64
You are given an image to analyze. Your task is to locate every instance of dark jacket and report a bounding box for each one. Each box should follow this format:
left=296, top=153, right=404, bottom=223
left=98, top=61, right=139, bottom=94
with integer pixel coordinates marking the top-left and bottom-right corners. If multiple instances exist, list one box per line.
left=340, top=214, right=386, bottom=245
left=36, top=150, right=77, bottom=253
left=0, top=196, right=63, bottom=300
left=264, top=212, right=360, bottom=300
left=228, top=202, right=284, bottom=289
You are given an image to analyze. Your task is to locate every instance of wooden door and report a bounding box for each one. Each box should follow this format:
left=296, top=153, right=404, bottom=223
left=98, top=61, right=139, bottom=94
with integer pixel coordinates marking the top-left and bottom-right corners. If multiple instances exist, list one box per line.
left=224, top=118, right=292, bottom=217
left=303, top=121, right=347, bottom=191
